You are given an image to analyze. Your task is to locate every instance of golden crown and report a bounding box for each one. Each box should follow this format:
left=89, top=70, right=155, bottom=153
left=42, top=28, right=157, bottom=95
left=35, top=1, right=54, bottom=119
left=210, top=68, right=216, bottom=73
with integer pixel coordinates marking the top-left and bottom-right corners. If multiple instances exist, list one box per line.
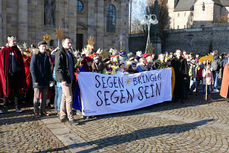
left=7, top=36, right=16, bottom=41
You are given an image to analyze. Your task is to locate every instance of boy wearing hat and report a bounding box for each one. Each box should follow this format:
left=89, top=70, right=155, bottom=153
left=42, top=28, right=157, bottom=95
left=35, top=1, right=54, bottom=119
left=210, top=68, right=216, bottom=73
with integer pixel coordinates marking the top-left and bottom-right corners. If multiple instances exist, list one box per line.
left=30, top=41, right=53, bottom=117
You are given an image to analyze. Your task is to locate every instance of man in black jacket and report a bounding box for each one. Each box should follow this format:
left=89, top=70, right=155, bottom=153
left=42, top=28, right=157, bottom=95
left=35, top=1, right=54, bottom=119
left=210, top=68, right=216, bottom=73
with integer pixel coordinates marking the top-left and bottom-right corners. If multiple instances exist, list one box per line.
left=55, top=37, right=78, bottom=124
left=171, top=49, right=189, bottom=103
left=30, top=41, right=53, bottom=117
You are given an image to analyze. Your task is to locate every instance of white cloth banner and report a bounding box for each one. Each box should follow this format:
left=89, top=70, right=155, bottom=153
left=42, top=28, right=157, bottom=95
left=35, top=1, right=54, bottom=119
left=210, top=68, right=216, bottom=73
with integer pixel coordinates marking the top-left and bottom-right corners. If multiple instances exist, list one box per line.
left=78, top=68, right=172, bottom=116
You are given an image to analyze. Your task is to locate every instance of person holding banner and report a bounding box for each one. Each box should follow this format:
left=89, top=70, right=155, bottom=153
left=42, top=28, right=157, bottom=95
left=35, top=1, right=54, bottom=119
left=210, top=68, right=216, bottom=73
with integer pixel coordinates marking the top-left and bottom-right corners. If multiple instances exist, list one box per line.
left=154, top=54, right=167, bottom=70
left=73, top=56, right=93, bottom=113
left=127, top=62, right=138, bottom=74
left=55, top=37, right=78, bottom=124
left=136, top=58, right=147, bottom=72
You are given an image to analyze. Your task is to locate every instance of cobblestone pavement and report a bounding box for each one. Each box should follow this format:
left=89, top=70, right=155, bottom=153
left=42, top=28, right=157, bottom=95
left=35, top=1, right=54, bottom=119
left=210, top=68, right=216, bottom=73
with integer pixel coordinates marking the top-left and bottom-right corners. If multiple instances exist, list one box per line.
left=0, top=107, right=70, bottom=153
left=1, top=93, right=229, bottom=153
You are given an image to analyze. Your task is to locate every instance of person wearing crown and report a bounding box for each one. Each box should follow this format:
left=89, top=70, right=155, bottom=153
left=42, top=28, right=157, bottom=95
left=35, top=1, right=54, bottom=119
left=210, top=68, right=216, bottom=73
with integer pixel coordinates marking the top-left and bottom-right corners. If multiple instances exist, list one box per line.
left=0, top=36, right=26, bottom=113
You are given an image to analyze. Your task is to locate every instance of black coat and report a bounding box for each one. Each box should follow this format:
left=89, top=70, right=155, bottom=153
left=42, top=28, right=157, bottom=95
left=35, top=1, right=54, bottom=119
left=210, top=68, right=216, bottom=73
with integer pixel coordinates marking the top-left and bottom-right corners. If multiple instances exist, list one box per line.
left=171, top=57, right=189, bottom=99
left=55, top=48, right=75, bottom=84
left=30, top=52, right=52, bottom=88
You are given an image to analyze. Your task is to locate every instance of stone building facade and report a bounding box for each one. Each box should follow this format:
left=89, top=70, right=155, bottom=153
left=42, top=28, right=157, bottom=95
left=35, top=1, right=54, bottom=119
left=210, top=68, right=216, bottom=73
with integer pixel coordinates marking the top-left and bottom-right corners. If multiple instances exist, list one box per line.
left=167, top=0, right=229, bottom=29
left=164, top=27, right=229, bottom=53
left=0, top=0, right=129, bottom=51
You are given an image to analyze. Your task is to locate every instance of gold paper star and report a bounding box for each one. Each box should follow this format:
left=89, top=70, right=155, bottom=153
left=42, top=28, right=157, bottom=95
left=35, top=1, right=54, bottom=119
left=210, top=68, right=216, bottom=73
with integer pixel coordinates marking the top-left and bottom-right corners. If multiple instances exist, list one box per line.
left=125, top=78, right=131, bottom=85
left=56, top=27, right=64, bottom=39
left=23, top=42, right=27, bottom=49
left=88, top=36, right=94, bottom=47
left=43, top=34, right=51, bottom=43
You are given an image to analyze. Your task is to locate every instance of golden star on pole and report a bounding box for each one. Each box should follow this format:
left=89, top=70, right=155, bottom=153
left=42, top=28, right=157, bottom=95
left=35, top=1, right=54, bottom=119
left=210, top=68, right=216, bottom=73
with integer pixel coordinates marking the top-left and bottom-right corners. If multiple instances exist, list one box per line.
left=43, top=34, right=51, bottom=43
left=199, top=54, right=214, bottom=63
left=56, top=27, right=64, bottom=39
left=88, top=36, right=95, bottom=47
left=23, top=42, right=27, bottom=49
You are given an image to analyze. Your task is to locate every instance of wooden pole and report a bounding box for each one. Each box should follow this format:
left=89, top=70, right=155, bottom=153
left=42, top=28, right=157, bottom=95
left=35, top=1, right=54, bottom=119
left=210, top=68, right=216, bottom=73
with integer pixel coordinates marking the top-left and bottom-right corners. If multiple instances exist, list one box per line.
left=205, top=60, right=208, bottom=101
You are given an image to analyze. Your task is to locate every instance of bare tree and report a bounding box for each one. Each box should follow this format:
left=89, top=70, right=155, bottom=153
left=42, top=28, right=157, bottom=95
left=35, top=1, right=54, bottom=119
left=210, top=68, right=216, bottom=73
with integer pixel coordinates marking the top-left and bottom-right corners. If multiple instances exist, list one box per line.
left=131, top=19, right=144, bottom=34
left=130, top=0, right=147, bottom=34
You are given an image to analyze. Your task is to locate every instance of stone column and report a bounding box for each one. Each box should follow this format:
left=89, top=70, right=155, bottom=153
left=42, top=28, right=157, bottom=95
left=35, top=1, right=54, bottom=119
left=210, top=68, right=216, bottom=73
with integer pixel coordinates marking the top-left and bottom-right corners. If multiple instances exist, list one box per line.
left=0, top=0, right=2, bottom=46
left=120, top=0, right=129, bottom=51
left=68, top=0, right=77, bottom=48
left=18, top=0, right=28, bottom=43
left=96, top=0, right=105, bottom=48
left=88, top=0, right=96, bottom=45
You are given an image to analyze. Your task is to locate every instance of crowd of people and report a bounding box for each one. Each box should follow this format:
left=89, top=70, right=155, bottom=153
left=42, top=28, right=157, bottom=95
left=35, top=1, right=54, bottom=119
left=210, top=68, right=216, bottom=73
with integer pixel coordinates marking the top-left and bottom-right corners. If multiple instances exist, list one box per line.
left=0, top=36, right=229, bottom=124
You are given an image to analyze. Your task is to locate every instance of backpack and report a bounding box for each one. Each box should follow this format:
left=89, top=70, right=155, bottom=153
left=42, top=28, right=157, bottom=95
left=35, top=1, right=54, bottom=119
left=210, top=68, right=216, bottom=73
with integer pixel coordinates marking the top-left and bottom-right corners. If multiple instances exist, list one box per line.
left=211, top=60, right=219, bottom=71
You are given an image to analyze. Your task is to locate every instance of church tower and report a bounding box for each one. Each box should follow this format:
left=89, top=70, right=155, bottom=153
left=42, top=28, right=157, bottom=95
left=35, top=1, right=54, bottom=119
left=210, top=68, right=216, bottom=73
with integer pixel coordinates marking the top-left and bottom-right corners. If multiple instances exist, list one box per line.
left=167, top=0, right=178, bottom=29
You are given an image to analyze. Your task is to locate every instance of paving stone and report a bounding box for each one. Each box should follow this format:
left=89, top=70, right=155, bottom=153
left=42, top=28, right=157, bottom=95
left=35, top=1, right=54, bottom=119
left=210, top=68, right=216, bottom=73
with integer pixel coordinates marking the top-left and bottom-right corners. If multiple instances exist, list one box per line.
left=1, top=94, right=229, bottom=152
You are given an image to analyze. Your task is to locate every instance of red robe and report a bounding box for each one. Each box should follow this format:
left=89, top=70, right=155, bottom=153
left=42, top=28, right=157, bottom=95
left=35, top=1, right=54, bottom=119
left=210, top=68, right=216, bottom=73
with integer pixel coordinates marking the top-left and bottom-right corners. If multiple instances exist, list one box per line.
left=0, top=46, right=26, bottom=98
left=23, top=55, right=31, bottom=91
left=220, top=63, right=229, bottom=98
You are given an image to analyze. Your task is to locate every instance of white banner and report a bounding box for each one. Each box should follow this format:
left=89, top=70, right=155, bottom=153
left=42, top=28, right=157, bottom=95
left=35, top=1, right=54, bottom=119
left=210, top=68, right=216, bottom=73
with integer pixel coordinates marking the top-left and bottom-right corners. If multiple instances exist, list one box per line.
left=78, top=68, right=172, bottom=116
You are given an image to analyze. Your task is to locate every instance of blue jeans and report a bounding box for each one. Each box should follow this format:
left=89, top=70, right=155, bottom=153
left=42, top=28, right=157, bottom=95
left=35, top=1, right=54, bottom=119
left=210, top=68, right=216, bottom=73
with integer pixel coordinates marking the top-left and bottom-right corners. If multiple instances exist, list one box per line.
left=190, top=78, right=199, bottom=92
left=213, top=72, right=219, bottom=89
left=203, top=85, right=212, bottom=95
left=54, top=86, right=62, bottom=112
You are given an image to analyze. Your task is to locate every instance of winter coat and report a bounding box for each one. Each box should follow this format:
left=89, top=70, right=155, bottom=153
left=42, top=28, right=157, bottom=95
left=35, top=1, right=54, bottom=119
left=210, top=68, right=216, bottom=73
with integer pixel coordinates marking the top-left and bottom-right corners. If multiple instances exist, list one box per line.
left=202, top=68, right=214, bottom=85
left=55, top=48, right=75, bottom=84
left=30, top=52, right=52, bottom=88
left=188, top=63, right=200, bottom=79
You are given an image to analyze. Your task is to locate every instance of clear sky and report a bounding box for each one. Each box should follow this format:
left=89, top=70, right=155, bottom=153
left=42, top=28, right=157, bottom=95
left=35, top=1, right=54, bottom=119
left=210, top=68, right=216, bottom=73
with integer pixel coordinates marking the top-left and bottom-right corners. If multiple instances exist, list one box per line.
left=130, top=0, right=148, bottom=22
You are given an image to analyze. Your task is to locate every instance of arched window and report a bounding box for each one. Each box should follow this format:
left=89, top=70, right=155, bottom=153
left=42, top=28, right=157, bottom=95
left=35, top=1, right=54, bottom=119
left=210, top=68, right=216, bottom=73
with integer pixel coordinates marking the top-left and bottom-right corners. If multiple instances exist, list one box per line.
left=107, top=4, right=116, bottom=33
left=77, top=0, right=84, bottom=13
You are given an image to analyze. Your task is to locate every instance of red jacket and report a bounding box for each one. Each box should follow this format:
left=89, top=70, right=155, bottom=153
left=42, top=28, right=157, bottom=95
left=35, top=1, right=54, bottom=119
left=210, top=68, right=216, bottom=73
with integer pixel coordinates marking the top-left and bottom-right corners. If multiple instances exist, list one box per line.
left=0, top=46, right=26, bottom=97
left=23, top=55, right=31, bottom=91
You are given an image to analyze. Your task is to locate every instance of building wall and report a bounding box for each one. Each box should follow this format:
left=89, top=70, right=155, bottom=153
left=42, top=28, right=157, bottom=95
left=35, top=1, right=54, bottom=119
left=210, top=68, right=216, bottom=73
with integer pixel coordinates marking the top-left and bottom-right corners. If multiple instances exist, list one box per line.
left=167, top=0, right=175, bottom=29
left=129, top=34, right=146, bottom=53
left=174, top=11, right=193, bottom=29
left=225, top=7, right=229, bottom=20
left=0, top=0, right=129, bottom=51
left=168, top=0, right=229, bottom=29
left=221, top=7, right=229, bottom=21
left=213, top=4, right=222, bottom=22
left=164, top=27, right=229, bottom=54
left=193, top=0, right=214, bottom=25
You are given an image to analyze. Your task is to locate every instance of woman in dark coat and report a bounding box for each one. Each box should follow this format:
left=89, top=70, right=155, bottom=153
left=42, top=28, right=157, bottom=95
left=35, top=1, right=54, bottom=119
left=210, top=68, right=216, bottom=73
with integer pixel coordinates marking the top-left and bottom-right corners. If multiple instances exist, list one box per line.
left=171, top=50, right=189, bottom=103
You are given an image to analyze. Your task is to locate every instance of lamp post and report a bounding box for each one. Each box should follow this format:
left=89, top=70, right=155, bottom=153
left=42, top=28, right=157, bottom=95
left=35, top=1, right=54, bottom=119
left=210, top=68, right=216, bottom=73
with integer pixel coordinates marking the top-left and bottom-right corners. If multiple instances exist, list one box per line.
left=141, top=14, right=158, bottom=53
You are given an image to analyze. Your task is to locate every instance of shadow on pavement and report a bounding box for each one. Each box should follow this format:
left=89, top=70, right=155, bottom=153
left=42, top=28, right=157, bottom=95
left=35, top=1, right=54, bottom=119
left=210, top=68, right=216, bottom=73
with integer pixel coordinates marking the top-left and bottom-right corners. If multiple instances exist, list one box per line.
left=0, top=109, right=57, bottom=126
left=37, top=119, right=214, bottom=153
left=82, top=92, right=224, bottom=123
left=0, top=92, right=224, bottom=126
